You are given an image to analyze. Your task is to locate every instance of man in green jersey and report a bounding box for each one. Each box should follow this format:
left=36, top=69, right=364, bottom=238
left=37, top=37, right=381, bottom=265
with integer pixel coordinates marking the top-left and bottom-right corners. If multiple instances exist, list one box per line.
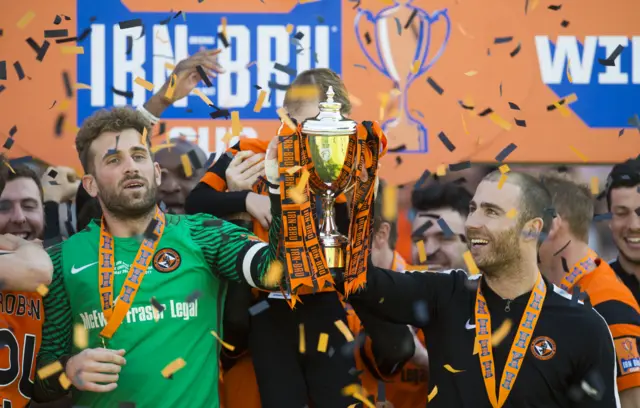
left=32, top=49, right=284, bottom=408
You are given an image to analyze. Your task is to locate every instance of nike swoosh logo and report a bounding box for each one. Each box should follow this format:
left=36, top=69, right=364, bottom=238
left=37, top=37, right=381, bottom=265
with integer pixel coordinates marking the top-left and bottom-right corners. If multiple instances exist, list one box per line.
left=465, top=319, right=476, bottom=330
left=71, top=262, right=98, bottom=274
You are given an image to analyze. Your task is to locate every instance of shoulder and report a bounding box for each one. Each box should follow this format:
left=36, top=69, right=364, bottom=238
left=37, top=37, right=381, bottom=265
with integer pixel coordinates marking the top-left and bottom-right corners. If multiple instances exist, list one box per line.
left=545, top=285, right=610, bottom=330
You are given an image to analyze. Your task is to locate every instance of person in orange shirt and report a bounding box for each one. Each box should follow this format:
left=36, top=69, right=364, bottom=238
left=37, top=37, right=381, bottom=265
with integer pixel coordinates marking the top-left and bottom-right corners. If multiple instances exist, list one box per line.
left=0, top=166, right=54, bottom=408
left=539, top=172, right=640, bottom=407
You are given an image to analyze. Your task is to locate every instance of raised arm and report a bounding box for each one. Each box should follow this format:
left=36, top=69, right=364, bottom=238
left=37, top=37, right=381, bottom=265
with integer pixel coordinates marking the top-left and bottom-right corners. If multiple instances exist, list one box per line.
left=0, top=234, right=52, bottom=291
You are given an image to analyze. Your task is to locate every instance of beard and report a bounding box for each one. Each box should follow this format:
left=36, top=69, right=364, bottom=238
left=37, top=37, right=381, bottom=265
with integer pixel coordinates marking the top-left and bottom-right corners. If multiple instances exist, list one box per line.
left=97, top=176, right=158, bottom=220
left=474, top=225, right=523, bottom=277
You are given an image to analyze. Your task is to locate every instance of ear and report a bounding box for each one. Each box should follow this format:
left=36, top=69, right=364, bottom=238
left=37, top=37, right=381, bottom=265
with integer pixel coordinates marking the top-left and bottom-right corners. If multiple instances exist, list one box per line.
left=376, top=222, right=391, bottom=245
left=153, top=162, right=162, bottom=186
left=82, top=174, right=98, bottom=198
left=522, top=217, right=544, bottom=242
left=547, top=214, right=563, bottom=240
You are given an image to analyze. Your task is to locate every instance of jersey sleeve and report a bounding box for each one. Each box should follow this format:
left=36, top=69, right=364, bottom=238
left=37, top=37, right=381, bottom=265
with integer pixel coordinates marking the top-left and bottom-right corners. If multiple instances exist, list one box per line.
left=32, top=244, right=73, bottom=403
left=347, top=260, right=469, bottom=328
left=594, top=299, right=640, bottom=392
left=189, top=190, right=282, bottom=290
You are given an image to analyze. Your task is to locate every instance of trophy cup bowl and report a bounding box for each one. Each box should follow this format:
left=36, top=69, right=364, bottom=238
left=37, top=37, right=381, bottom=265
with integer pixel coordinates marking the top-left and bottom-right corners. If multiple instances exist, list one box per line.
left=301, top=87, right=358, bottom=271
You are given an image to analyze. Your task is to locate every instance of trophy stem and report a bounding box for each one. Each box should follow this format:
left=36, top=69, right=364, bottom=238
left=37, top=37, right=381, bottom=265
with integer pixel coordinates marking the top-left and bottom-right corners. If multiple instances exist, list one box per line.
left=319, top=193, right=348, bottom=270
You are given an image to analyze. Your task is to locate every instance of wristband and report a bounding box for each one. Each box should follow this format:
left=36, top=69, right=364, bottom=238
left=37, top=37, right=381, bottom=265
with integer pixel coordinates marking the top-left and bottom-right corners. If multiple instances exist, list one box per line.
left=136, top=105, right=160, bottom=126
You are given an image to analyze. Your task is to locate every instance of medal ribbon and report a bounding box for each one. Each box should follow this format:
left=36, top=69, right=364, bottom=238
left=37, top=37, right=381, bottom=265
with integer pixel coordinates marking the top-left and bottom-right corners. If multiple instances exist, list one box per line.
left=98, top=207, right=165, bottom=339
left=558, top=249, right=598, bottom=292
left=475, top=273, right=547, bottom=408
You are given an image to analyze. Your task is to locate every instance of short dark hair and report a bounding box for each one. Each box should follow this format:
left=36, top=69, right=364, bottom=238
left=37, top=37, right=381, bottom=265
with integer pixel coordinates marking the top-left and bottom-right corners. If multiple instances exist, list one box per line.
left=76, top=107, right=152, bottom=173
left=484, top=171, right=553, bottom=236
left=284, top=68, right=351, bottom=116
left=606, top=157, right=640, bottom=210
left=373, top=179, right=398, bottom=250
left=411, top=182, right=472, bottom=217
left=539, top=172, right=593, bottom=242
left=3, top=165, right=43, bottom=201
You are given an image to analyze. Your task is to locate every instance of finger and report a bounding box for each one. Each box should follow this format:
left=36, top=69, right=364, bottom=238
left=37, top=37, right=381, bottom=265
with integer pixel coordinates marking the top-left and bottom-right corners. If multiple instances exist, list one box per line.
left=82, top=372, right=119, bottom=384
left=0, top=235, right=20, bottom=251
left=266, top=212, right=273, bottom=226
left=258, top=216, right=269, bottom=230
left=243, top=161, right=266, bottom=178
left=228, top=151, right=253, bottom=168
left=90, top=349, right=127, bottom=365
left=236, top=153, right=264, bottom=173
left=77, top=380, right=118, bottom=393
left=88, top=362, right=122, bottom=374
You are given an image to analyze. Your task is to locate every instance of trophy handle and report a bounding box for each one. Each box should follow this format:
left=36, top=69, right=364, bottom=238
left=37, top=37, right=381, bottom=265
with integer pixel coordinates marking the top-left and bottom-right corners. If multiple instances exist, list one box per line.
left=354, top=8, right=392, bottom=78
left=410, top=9, right=451, bottom=85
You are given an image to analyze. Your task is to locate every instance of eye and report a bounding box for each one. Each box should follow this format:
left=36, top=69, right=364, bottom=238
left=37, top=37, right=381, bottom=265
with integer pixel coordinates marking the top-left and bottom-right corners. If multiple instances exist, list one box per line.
left=23, top=203, right=38, bottom=210
left=133, top=153, right=146, bottom=161
left=107, top=157, right=119, bottom=165
left=486, top=208, right=498, bottom=216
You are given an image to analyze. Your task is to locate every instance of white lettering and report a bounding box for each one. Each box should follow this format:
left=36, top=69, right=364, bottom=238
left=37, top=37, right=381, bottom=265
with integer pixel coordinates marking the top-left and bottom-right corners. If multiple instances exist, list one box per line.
left=536, top=35, right=597, bottom=84
left=257, top=26, right=290, bottom=108
left=296, top=26, right=311, bottom=74
left=152, top=25, right=189, bottom=107
left=113, top=25, right=146, bottom=106
left=635, top=37, right=640, bottom=84
left=90, top=24, right=106, bottom=107
left=598, top=36, right=629, bottom=84
left=170, top=299, right=198, bottom=321
left=314, top=26, right=330, bottom=68
left=188, top=36, right=215, bottom=46
left=217, top=25, right=251, bottom=108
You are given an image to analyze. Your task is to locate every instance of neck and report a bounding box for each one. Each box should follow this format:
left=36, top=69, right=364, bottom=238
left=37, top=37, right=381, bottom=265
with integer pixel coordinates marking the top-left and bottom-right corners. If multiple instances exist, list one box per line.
left=102, top=207, right=156, bottom=238
left=549, top=239, right=591, bottom=285
left=483, top=258, right=540, bottom=300
left=619, top=254, right=640, bottom=280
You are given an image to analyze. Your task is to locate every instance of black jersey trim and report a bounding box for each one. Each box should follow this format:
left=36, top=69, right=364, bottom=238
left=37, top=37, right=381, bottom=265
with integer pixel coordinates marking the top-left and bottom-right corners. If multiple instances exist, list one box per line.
left=595, top=300, right=640, bottom=327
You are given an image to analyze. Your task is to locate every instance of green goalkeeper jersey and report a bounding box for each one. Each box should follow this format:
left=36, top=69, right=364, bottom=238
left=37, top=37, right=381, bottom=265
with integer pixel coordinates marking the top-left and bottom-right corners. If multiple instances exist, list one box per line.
left=33, top=207, right=281, bottom=408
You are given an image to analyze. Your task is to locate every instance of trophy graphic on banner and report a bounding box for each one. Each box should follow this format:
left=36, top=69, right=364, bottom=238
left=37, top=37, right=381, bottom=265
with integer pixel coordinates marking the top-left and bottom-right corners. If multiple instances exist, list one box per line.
left=355, top=0, right=451, bottom=152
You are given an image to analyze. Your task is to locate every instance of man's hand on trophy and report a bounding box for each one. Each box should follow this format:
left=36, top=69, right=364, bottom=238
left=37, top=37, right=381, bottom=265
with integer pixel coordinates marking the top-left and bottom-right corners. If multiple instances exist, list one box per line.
left=265, top=136, right=280, bottom=185
left=226, top=151, right=265, bottom=192
left=246, top=193, right=272, bottom=229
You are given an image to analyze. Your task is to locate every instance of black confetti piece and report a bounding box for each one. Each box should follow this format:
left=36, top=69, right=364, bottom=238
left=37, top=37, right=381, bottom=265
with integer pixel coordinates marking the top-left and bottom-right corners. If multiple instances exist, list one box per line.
left=49, top=100, right=57, bottom=109
left=438, top=131, right=456, bottom=152
left=0, top=61, right=5, bottom=80
left=44, top=29, right=68, bottom=38
left=112, top=87, right=133, bottom=99
left=514, top=118, right=527, bottom=127
left=437, top=218, right=454, bottom=238
left=218, top=32, right=230, bottom=48
left=508, top=102, right=520, bottom=110
left=404, top=8, right=418, bottom=29
left=413, top=300, right=429, bottom=325
left=210, top=109, right=231, bottom=120
left=203, top=219, right=224, bottom=227
left=90, top=16, right=97, bottom=22
left=55, top=114, right=65, bottom=137
left=394, top=17, right=402, bottom=35
left=426, top=77, right=444, bottom=95
left=47, top=169, right=59, bottom=179
left=618, top=129, right=625, bottom=137
left=561, top=257, right=569, bottom=272
left=629, top=114, right=640, bottom=133
left=499, top=82, right=503, bottom=97
left=388, top=144, right=406, bottom=153
left=196, top=65, right=212, bottom=87
left=561, top=20, right=570, bottom=28
left=478, top=108, right=493, bottom=117
left=158, top=122, right=166, bottom=136
left=54, top=15, right=62, bottom=25
left=187, top=149, right=204, bottom=170
left=9, top=156, right=33, bottom=167
left=510, top=43, right=522, bottom=57
left=159, top=15, right=172, bottom=25
left=119, top=19, right=143, bottom=30
left=14, top=62, right=25, bottom=80
left=274, top=62, right=297, bottom=76
left=598, top=44, right=624, bottom=67
left=2, top=138, right=14, bottom=150
left=552, top=239, right=571, bottom=257
left=62, top=71, right=73, bottom=97
left=458, top=100, right=474, bottom=110
left=0, top=85, right=6, bottom=94
left=294, top=31, right=305, bottom=40
left=143, top=219, right=160, bottom=240
left=548, top=4, right=562, bottom=10
left=414, top=170, right=432, bottom=190
left=495, top=143, right=517, bottom=162
left=593, top=213, right=612, bottom=222
left=487, top=48, right=491, bottom=56
left=9, top=126, right=17, bottom=137
left=364, top=32, right=371, bottom=45
left=395, top=156, right=402, bottom=166
left=151, top=297, right=165, bottom=312
left=494, top=36, right=513, bottom=44
left=173, top=11, right=183, bottom=19
left=268, top=80, right=290, bottom=91
left=64, top=15, right=71, bottom=21
left=449, top=161, right=471, bottom=172
left=248, top=300, right=270, bottom=316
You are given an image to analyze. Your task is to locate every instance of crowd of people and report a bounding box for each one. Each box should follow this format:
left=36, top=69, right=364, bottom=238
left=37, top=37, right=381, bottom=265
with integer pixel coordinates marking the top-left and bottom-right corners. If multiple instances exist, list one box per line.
left=1, top=51, right=640, bottom=408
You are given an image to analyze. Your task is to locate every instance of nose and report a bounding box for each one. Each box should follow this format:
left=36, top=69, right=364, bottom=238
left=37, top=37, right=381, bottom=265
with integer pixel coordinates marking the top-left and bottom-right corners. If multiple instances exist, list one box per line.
left=464, top=211, right=483, bottom=230
left=423, top=235, right=441, bottom=256
left=9, top=205, right=27, bottom=225
left=160, top=172, right=181, bottom=193
left=630, top=211, right=640, bottom=229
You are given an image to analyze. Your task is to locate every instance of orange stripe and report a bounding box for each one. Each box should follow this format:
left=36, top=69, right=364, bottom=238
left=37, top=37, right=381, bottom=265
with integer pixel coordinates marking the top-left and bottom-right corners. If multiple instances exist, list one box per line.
left=617, top=371, right=640, bottom=392
left=226, top=138, right=269, bottom=154
left=336, top=193, right=347, bottom=204
left=609, top=323, right=640, bottom=339
left=201, top=172, right=227, bottom=191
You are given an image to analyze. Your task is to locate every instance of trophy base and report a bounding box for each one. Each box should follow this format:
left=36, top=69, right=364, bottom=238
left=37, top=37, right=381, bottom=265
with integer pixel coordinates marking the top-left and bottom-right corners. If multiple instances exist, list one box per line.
left=324, top=246, right=345, bottom=269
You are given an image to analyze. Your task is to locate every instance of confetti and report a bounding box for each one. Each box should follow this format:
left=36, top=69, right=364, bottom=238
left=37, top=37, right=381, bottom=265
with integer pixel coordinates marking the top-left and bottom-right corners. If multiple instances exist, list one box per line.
left=334, top=320, right=354, bottom=342
left=277, top=108, right=297, bottom=131
left=263, top=260, right=284, bottom=286
left=567, top=60, right=573, bottom=83
left=54, top=114, right=65, bottom=136
left=143, top=219, right=160, bottom=241
left=38, top=361, right=63, bottom=379
left=134, top=77, right=154, bottom=91
left=444, top=364, right=464, bottom=373
left=499, top=164, right=510, bottom=174
left=410, top=60, right=421, bottom=75
left=458, top=101, right=474, bottom=110
left=561, top=256, right=569, bottom=272
left=298, top=324, right=306, bottom=353
left=569, top=146, right=588, bottom=162
left=45, top=29, right=69, bottom=38
left=589, top=177, right=600, bottom=195
left=119, top=19, right=143, bottom=30
left=36, top=284, right=49, bottom=297
left=274, top=62, right=297, bottom=76
left=249, top=300, right=270, bottom=316
left=218, top=31, right=230, bottom=48
left=506, top=208, right=517, bottom=219
left=416, top=240, right=427, bottom=263
left=59, top=372, right=72, bottom=390
left=161, top=358, right=186, bottom=378
left=193, top=89, right=214, bottom=107
left=414, top=170, right=432, bottom=190
left=14, top=62, right=25, bottom=80
left=495, top=143, right=517, bottom=162
left=548, top=4, right=562, bottom=10
left=463, top=250, right=480, bottom=274
left=164, top=73, right=177, bottom=101
left=382, top=184, right=398, bottom=221
left=253, top=90, right=268, bottom=112
left=75, top=83, right=91, bottom=90
left=508, top=102, right=520, bottom=111
left=497, top=173, right=508, bottom=189
left=26, top=38, right=51, bottom=61
left=437, top=132, right=456, bottom=152
left=561, top=20, right=570, bottom=28
left=0, top=62, right=5, bottom=80
left=180, top=154, right=193, bottom=178
left=436, top=164, right=447, bottom=177
left=150, top=297, right=165, bottom=313
left=618, top=129, right=625, bottom=137
left=196, top=65, right=213, bottom=87
left=61, top=46, right=84, bottom=54
left=388, top=144, right=407, bottom=153
left=494, top=36, right=513, bottom=44
left=229, top=111, right=242, bottom=136
left=489, top=113, right=513, bottom=130
left=17, top=11, right=36, bottom=29
left=464, top=71, right=478, bottom=76
left=428, top=386, right=438, bottom=402
left=598, top=44, right=624, bottom=67
left=211, top=330, right=235, bottom=351
left=491, top=319, right=513, bottom=346
left=449, top=161, right=471, bottom=172
left=404, top=8, right=418, bottom=29
left=3, top=138, right=14, bottom=150
left=510, top=43, right=522, bottom=57
left=426, top=77, right=444, bottom=95
left=73, top=323, right=88, bottom=349
left=514, top=118, right=527, bottom=127
left=53, top=15, right=62, bottom=25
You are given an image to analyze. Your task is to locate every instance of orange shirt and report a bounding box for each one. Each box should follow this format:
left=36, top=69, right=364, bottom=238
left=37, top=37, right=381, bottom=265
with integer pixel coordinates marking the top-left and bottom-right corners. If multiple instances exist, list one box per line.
left=562, top=252, right=640, bottom=392
left=220, top=354, right=261, bottom=408
left=0, top=291, right=43, bottom=407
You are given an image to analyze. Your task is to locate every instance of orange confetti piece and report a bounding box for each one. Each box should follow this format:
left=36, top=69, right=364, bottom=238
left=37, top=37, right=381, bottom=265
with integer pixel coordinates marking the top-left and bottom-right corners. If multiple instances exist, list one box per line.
left=38, top=361, right=63, bottom=380
left=506, top=208, right=517, bottom=219
left=58, top=99, right=70, bottom=112
left=335, top=320, right=355, bottom=342
left=552, top=93, right=578, bottom=118
left=457, top=24, right=473, bottom=38
left=263, top=260, right=284, bottom=286
left=444, top=364, right=465, bottom=373
left=221, top=17, right=227, bottom=37
left=134, top=77, right=154, bottom=91
left=497, top=173, right=508, bottom=190
left=296, top=169, right=310, bottom=191
left=299, top=324, right=306, bottom=353
left=488, top=113, right=513, bottom=131
left=193, top=89, right=214, bottom=106
left=569, top=145, right=588, bottom=162
left=567, top=59, right=573, bottom=83
left=299, top=0, right=320, bottom=3
left=221, top=132, right=233, bottom=145
left=428, top=385, right=438, bottom=402
left=436, top=164, right=447, bottom=177
left=317, top=333, right=329, bottom=352
left=463, top=251, right=480, bottom=275
left=17, top=11, right=36, bottom=29
left=211, top=331, right=236, bottom=351
left=61, top=46, right=84, bottom=55
left=464, top=71, right=478, bottom=76
left=164, top=62, right=176, bottom=71
left=491, top=319, right=513, bottom=346
left=141, top=127, right=148, bottom=146
left=411, top=60, right=421, bottom=75
left=231, top=111, right=242, bottom=136
left=161, top=358, right=186, bottom=378
left=417, top=240, right=427, bottom=264
left=73, top=323, right=88, bottom=349
left=164, top=73, right=178, bottom=101
left=590, top=176, right=599, bottom=195
left=286, top=166, right=303, bottom=175
left=75, top=83, right=92, bottom=90
left=4, top=161, right=15, bottom=174
left=378, top=92, right=390, bottom=121
left=181, top=154, right=193, bottom=178
left=59, top=372, right=72, bottom=390
left=286, top=24, right=294, bottom=34
left=253, top=90, right=267, bottom=113
left=276, top=107, right=297, bottom=132
left=349, top=93, right=362, bottom=107
left=530, top=0, right=540, bottom=11
left=499, top=164, right=510, bottom=174
left=382, top=184, right=398, bottom=221
left=461, top=113, right=469, bottom=135
left=36, top=284, right=49, bottom=297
